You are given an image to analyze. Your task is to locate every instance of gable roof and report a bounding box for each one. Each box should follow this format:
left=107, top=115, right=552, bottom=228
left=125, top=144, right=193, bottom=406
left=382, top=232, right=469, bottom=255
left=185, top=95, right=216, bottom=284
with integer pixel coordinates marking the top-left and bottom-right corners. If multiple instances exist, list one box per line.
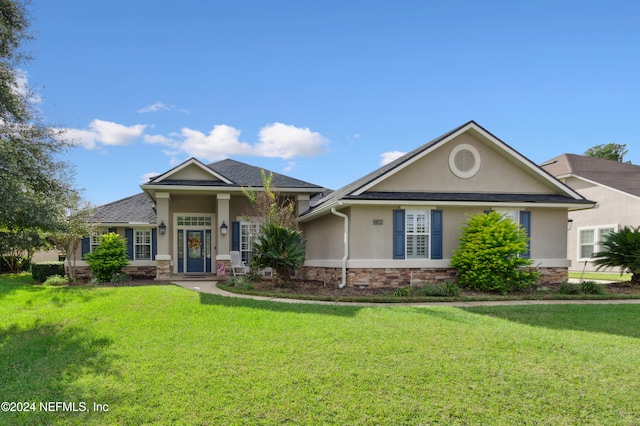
left=91, top=193, right=156, bottom=224
left=301, top=121, right=591, bottom=219
left=541, top=154, right=640, bottom=198
left=144, top=158, right=325, bottom=190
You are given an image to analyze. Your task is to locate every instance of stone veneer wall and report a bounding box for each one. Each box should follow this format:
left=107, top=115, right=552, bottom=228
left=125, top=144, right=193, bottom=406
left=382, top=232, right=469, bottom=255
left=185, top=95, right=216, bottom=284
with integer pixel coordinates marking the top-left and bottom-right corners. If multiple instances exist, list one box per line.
left=70, top=266, right=158, bottom=282
left=303, top=266, right=568, bottom=288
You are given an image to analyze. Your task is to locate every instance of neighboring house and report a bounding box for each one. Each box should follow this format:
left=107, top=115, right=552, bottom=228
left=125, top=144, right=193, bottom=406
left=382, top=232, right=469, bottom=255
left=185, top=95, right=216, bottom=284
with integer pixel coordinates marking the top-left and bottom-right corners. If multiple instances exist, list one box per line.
left=75, top=121, right=594, bottom=286
left=541, top=154, right=640, bottom=273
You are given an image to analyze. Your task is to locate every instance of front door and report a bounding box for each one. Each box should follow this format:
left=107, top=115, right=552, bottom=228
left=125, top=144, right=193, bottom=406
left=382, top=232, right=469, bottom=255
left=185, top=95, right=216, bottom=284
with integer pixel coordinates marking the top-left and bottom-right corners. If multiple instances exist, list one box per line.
left=186, top=230, right=205, bottom=273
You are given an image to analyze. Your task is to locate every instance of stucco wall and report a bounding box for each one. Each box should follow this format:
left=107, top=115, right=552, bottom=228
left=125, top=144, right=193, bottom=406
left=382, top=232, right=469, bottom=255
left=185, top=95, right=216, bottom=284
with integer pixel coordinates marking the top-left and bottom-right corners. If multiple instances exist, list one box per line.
left=370, top=133, right=553, bottom=194
left=302, top=208, right=348, bottom=260
left=565, top=177, right=640, bottom=272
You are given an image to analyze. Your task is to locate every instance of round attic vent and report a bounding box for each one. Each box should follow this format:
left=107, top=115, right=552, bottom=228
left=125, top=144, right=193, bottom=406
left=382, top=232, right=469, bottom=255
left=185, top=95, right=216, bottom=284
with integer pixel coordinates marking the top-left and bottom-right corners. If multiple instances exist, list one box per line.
left=449, top=144, right=481, bottom=178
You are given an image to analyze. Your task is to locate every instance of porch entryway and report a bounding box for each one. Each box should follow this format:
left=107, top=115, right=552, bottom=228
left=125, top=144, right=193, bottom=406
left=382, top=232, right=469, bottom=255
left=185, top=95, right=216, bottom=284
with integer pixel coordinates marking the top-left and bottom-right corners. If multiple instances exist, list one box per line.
left=175, top=214, right=215, bottom=274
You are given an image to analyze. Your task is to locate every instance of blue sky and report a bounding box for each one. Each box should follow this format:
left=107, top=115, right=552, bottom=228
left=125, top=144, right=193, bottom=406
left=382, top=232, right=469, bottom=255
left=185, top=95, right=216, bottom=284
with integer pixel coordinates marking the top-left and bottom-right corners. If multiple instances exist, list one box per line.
left=25, top=0, right=640, bottom=205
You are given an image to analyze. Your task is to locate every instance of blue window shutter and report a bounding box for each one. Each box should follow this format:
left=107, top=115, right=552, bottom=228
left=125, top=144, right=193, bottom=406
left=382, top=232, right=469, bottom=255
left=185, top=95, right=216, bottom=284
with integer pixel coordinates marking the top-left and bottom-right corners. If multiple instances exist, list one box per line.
left=431, top=210, right=443, bottom=260
left=81, top=237, right=90, bottom=259
left=520, top=211, right=531, bottom=258
left=152, top=228, right=157, bottom=260
left=393, top=209, right=405, bottom=259
left=232, top=222, right=240, bottom=252
left=125, top=228, right=134, bottom=260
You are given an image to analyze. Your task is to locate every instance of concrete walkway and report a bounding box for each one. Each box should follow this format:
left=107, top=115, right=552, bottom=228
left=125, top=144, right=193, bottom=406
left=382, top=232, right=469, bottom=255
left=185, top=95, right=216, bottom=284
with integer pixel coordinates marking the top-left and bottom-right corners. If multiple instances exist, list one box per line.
left=173, top=281, right=640, bottom=308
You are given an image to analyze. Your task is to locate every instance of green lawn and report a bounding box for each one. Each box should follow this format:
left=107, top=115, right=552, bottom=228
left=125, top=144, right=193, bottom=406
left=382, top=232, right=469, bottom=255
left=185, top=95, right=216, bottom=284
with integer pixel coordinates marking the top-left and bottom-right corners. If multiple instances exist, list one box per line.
left=2, top=274, right=640, bottom=425
left=568, top=270, right=631, bottom=281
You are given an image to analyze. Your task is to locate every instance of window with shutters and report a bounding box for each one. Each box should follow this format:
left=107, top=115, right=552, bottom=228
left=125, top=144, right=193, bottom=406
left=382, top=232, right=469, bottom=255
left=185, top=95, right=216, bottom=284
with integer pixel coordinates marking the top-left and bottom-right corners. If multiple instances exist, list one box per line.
left=406, top=210, right=429, bottom=259
left=240, top=222, right=262, bottom=264
left=134, top=229, right=152, bottom=260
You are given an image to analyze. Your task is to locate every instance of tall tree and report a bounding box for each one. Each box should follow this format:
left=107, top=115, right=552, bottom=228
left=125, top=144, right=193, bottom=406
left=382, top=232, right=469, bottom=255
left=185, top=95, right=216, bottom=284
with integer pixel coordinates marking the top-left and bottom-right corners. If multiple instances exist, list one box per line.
left=584, top=143, right=630, bottom=163
left=0, top=0, right=76, bottom=232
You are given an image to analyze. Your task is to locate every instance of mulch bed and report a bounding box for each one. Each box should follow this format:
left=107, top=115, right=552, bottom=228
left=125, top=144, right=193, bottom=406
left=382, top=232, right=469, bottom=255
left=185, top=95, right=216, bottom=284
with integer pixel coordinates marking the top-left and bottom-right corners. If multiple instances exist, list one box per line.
left=243, top=279, right=640, bottom=297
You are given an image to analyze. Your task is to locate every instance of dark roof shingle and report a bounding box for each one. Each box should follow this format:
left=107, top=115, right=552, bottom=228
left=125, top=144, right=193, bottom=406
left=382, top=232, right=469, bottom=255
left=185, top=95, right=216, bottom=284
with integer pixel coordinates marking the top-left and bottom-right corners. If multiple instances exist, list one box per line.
left=92, top=193, right=156, bottom=223
left=541, top=154, right=640, bottom=198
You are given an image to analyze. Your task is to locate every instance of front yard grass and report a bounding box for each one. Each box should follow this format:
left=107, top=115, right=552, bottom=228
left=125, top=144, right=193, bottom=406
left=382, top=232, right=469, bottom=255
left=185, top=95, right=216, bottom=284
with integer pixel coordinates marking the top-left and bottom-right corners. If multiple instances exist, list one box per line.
left=2, top=273, right=640, bottom=424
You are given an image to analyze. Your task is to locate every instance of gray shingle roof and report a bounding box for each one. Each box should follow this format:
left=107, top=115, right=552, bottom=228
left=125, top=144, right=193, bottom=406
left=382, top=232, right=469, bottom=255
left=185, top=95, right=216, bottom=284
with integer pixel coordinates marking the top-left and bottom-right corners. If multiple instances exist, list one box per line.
left=207, top=158, right=324, bottom=189
left=91, top=193, right=156, bottom=223
left=344, top=191, right=594, bottom=204
left=541, top=154, right=640, bottom=198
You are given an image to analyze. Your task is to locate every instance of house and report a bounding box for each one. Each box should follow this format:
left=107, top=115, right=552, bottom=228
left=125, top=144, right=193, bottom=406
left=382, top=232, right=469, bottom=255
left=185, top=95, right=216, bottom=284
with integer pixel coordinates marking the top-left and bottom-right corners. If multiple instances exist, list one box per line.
left=75, top=158, right=326, bottom=280
left=541, top=154, right=640, bottom=273
left=76, top=121, right=594, bottom=286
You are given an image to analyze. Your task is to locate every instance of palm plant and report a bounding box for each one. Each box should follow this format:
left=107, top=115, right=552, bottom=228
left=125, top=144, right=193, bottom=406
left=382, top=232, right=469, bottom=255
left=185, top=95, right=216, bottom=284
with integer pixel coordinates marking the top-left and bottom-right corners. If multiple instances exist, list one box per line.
left=592, top=226, right=640, bottom=284
left=251, top=223, right=306, bottom=285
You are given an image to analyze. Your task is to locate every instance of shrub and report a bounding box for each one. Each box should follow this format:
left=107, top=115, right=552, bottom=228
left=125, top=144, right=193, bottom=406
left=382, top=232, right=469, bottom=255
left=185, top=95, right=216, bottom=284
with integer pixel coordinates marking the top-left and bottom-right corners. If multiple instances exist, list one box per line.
left=451, top=211, right=540, bottom=294
left=558, top=283, right=582, bottom=295
left=32, top=261, right=65, bottom=283
left=393, top=287, right=413, bottom=297
left=110, top=271, right=131, bottom=283
left=84, top=232, right=129, bottom=282
left=0, top=256, right=30, bottom=273
left=414, top=283, right=461, bottom=297
left=43, top=275, right=69, bottom=286
left=580, top=281, right=605, bottom=295
left=592, top=226, right=640, bottom=284
left=251, top=223, right=305, bottom=285
left=225, top=276, right=254, bottom=290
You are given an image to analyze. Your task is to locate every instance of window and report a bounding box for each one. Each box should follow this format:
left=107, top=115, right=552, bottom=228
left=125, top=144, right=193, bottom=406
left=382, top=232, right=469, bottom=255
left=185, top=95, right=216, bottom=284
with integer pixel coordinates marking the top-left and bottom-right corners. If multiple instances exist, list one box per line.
left=406, top=210, right=430, bottom=259
left=579, top=226, right=616, bottom=260
left=241, top=222, right=262, bottom=263
left=177, top=216, right=212, bottom=226
left=90, top=228, right=108, bottom=252
left=135, top=229, right=152, bottom=260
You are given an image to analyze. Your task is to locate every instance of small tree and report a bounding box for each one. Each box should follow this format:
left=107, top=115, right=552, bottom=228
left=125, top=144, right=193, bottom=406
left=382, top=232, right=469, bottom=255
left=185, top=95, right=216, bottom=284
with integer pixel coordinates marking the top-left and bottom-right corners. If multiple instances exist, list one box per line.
left=451, top=211, right=539, bottom=293
left=251, top=223, right=306, bottom=285
left=242, top=170, right=297, bottom=229
left=592, top=226, right=640, bottom=284
left=49, top=196, right=94, bottom=281
left=0, top=228, right=47, bottom=272
left=84, top=232, right=129, bottom=282
left=584, top=143, right=630, bottom=163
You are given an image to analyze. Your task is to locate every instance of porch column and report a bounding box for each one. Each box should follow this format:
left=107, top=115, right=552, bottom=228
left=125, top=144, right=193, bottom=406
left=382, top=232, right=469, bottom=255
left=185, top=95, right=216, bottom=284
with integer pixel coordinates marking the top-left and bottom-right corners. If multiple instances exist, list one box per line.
left=155, top=192, right=171, bottom=281
left=216, top=193, right=231, bottom=276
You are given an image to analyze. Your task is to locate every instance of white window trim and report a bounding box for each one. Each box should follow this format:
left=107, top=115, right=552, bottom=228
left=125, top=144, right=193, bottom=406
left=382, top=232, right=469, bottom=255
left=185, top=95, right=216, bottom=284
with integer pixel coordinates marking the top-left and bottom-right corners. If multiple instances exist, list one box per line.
left=134, top=228, right=152, bottom=261
left=240, top=221, right=263, bottom=264
left=90, top=228, right=108, bottom=252
left=405, top=209, right=430, bottom=260
left=577, top=224, right=618, bottom=262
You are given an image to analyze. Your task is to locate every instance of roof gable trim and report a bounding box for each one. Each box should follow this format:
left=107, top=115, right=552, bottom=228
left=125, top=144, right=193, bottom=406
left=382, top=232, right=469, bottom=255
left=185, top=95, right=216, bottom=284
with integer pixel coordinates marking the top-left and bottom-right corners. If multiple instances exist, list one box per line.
left=150, top=158, right=233, bottom=184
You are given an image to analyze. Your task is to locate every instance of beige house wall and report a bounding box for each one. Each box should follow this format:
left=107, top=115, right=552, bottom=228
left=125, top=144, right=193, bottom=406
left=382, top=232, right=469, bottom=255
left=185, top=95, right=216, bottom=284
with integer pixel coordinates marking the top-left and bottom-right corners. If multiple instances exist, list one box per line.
left=563, top=177, right=640, bottom=272
left=165, top=164, right=222, bottom=181
left=302, top=209, right=348, bottom=261
left=370, top=133, right=553, bottom=194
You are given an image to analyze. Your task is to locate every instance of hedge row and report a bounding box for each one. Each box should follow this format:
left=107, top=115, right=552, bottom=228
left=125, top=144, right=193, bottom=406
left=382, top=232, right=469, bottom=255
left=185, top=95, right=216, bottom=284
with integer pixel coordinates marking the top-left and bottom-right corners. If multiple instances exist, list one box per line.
left=32, top=262, right=65, bottom=283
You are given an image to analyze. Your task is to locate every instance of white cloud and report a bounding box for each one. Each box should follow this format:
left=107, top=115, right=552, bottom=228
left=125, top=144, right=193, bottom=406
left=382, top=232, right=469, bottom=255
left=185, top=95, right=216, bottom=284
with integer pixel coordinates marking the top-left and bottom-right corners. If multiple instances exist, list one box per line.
left=141, top=172, right=160, bottom=183
left=179, top=124, right=254, bottom=161
left=380, top=150, right=406, bottom=166
left=66, top=119, right=147, bottom=149
left=138, top=101, right=171, bottom=113
left=13, top=69, right=42, bottom=105
left=283, top=161, right=296, bottom=172
left=143, top=133, right=179, bottom=147
left=254, top=122, right=328, bottom=159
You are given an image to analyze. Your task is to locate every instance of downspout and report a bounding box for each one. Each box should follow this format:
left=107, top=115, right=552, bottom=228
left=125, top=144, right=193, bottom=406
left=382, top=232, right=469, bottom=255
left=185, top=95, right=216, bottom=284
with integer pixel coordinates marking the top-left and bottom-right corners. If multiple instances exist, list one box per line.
left=331, top=207, right=348, bottom=289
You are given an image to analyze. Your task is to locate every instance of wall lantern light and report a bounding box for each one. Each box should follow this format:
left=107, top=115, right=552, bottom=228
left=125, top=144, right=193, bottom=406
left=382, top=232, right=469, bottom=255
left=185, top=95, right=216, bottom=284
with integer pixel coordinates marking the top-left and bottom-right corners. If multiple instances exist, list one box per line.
left=220, top=221, right=228, bottom=235
left=567, top=219, right=573, bottom=230
left=159, top=220, right=167, bottom=235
